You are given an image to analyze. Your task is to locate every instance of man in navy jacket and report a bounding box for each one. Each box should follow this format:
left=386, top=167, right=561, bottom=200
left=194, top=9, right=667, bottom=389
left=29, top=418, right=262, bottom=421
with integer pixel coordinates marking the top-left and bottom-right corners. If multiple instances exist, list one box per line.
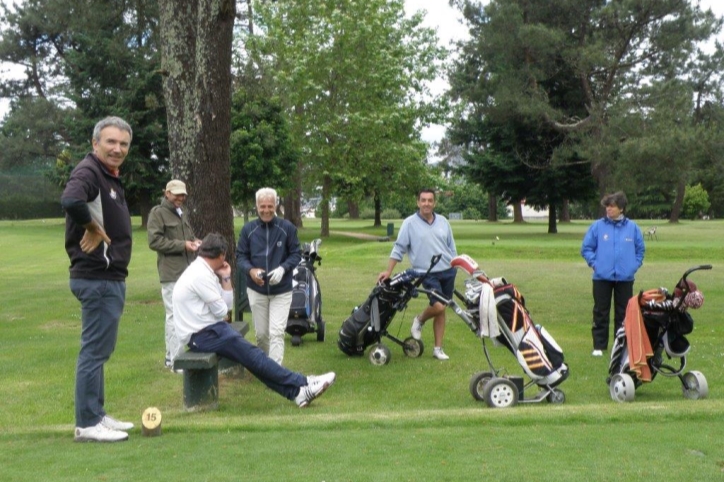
left=236, top=188, right=301, bottom=365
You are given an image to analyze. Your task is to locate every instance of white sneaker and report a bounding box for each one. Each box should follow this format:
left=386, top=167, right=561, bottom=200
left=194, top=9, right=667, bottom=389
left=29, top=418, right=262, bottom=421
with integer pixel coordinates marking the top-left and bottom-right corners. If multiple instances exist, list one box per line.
left=307, top=372, right=337, bottom=386
left=411, top=316, right=424, bottom=341
left=295, top=372, right=336, bottom=408
left=592, top=349, right=603, bottom=357
left=74, top=422, right=129, bottom=443
left=433, top=347, right=450, bottom=361
left=101, top=415, right=134, bottom=431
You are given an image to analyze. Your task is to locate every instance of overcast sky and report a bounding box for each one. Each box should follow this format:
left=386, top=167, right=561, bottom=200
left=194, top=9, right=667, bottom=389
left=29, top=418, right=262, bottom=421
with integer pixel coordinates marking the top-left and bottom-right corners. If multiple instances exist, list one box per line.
left=1, top=0, right=723, bottom=142
left=406, top=0, right=724, bottom=143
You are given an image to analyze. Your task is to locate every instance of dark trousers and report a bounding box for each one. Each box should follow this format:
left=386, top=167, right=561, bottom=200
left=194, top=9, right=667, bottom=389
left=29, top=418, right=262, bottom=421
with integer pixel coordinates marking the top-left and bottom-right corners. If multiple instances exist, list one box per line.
left=189, top=322, right=306, bottom=400
left=70, top=279, right=125, bottom=428
left=592, top=280, right=634, bottom=350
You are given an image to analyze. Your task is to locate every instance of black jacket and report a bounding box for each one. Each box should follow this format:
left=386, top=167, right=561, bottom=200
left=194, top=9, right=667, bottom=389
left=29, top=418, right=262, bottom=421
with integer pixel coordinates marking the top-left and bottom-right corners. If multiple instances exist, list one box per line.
left=236, top=217, right=301, bottom=295
left=61, top=153, right=132, bottom=281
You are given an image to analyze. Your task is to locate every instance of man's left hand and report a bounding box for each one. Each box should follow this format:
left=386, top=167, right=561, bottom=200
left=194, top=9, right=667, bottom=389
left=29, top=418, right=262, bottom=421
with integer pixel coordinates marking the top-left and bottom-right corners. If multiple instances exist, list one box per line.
left=268, top=266, right=284, bottom=285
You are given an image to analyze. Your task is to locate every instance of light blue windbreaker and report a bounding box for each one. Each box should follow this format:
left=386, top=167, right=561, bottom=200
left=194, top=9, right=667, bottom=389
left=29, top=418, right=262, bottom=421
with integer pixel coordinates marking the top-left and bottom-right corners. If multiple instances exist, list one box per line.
left=580, top=216, right=645, bottom=281
left=390, top=212, right=457, bottom=273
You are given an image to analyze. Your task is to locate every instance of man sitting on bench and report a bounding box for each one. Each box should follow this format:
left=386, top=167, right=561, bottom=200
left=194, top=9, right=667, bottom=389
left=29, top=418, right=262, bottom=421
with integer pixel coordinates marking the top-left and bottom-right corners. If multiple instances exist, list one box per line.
left=173, top=232, right=336, bottom=408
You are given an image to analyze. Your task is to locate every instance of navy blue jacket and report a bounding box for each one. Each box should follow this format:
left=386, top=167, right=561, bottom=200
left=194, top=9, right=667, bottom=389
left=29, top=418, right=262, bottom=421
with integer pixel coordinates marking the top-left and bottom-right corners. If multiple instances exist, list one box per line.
left=61, top=153, right=132, bottom=281
left=236, top=217, right=302, bottom=295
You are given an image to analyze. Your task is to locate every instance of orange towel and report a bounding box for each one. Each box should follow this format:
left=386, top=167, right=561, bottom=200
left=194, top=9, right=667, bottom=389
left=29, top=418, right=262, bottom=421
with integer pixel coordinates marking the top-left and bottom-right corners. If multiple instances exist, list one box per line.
left=624, top=295, right=654, bottom=382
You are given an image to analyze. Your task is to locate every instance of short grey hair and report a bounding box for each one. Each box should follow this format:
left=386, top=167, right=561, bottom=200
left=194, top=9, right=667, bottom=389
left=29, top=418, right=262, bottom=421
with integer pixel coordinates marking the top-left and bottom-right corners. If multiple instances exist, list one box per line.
left=92, top=116, right=133, bottom=143
left=256, top=187, right=278, bottom=205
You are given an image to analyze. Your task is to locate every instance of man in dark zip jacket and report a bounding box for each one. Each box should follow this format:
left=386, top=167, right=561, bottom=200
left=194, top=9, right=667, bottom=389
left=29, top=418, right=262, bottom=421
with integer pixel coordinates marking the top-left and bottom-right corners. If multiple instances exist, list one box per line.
left=236, top=187, right=301, bottom=366
left=61, top=116, right=135, bottom=443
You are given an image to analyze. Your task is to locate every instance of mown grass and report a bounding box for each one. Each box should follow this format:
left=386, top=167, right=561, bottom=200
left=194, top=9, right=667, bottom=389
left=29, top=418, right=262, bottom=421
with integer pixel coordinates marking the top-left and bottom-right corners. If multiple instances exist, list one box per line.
left=1, top=217, right=723, bottom=481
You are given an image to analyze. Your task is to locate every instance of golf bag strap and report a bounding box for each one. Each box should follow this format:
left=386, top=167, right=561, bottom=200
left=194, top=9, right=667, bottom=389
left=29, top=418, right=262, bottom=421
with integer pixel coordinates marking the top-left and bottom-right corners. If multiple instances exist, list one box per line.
left=371, top=296, right=381, bottom=332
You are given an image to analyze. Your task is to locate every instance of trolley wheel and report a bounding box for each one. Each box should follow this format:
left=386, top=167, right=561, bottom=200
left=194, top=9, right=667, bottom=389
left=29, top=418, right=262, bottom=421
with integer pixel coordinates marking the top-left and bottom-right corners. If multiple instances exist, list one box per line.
left=368, top=344, right=391, bottom=366
left=682, top=371, right=708, bottom=400
left=546, top=388, right=566, bottom=404
left=402, top=337, right=424, bottom=358
left=609, top=373, right=636, bottom=403
left=316, top=320, right=326, bottom=342
left=291, top=335, right=302, bottom=347
left=469, top=371, right=494, bottom=402
left=482, top=377, right=519, bottom=408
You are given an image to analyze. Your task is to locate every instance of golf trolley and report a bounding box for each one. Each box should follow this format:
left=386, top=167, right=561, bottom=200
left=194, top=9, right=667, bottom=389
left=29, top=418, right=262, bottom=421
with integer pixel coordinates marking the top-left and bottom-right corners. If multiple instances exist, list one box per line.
left=286, top=239, right=325, bottom=346
left=337, top=255, right=442, bottom=365
left=435, top=255, right=569, bottom=408
left=608, top=265, right=712, bottom=403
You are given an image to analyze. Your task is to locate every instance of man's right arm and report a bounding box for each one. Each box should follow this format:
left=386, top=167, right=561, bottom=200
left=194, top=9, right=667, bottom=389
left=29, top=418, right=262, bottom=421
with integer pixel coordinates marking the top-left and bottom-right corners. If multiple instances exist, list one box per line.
left=61, top=197, right=111, bottom=253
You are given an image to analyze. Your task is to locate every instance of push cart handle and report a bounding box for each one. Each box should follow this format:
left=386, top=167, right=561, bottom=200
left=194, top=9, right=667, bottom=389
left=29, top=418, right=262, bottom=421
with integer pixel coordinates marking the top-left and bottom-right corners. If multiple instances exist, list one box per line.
left=682, top=264, right=712, bottom=283
left=413, top=254, right=442, bottom=288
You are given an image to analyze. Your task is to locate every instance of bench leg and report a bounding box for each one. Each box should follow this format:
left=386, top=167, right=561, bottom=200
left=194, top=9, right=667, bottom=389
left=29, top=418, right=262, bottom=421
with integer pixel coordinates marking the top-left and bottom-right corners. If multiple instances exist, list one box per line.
left=183, top=367, right=219, bottom=412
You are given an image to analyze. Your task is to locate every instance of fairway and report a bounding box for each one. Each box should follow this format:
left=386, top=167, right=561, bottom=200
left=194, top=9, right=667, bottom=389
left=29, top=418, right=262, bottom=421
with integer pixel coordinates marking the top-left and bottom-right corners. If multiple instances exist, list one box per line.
left=1, top=217, right=723, bottom=481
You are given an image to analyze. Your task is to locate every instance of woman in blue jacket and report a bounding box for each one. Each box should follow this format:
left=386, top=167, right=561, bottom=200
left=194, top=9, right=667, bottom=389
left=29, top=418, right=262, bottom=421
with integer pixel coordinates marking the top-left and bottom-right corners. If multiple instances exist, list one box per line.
left=581, top=192, right=645, bottom=357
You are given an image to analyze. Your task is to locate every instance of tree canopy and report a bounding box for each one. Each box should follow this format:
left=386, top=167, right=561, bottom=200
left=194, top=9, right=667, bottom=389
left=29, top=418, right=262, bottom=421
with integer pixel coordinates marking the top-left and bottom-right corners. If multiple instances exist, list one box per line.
left=252, top=0, right=446, bottom=235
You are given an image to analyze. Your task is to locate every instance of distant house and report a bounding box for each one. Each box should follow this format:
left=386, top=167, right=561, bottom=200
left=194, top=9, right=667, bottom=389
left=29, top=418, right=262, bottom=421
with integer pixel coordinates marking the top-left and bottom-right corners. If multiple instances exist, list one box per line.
left=506, top=201, right=549, bottom=219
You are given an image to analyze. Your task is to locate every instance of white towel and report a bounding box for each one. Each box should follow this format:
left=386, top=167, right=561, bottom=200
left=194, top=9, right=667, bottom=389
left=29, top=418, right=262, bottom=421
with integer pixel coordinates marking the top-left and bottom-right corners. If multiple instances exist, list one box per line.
left=478, top=282, right=500, bottom=338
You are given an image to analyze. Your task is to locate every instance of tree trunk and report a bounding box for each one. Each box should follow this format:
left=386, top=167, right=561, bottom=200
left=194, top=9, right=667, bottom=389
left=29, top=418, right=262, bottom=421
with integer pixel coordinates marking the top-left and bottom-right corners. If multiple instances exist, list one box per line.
left=320, top=174, right=331, bottom=237
left=669, top=178, right=685, bottom=223
left=512, top=201, right=524, bottom=223
left=547, top=204, right=558, bottom=234
left=347, top=200, right=359, bottom=219
left=283, top=162, right=303, bottom=227
left=374, top=192, right=382, bottom=227
left=159, top=0, right=236, bottom=260
left=487, top=192, right=498, bottom=222
left=138, top=194, right=153, bottom=229
left=560, top=199, right=571, bottom=222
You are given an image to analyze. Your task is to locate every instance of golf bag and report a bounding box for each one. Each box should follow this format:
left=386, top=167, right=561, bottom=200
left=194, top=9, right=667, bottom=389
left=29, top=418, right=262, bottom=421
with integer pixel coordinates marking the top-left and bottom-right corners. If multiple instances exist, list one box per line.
left=337, top=271, right=415, bottom=356
left=607, top=265, right=710, bottom=402
left=444, top=254, right=568, bottom=408
left=338, top=255, right=441, bottom=360
left=286, top=239, right=325, bottom=346
left=461, top=274, right=568, bottom=388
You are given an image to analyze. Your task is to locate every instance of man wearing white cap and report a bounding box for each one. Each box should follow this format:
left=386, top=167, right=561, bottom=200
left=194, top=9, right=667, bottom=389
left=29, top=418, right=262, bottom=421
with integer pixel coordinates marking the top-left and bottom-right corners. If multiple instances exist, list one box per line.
left=147, top=179, right=200, bottom=371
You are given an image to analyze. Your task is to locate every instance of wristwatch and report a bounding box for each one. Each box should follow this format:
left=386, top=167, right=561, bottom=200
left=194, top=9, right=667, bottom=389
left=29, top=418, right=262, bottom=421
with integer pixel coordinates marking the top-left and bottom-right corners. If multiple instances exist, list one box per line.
left=222, top=276, right=231, bottom=283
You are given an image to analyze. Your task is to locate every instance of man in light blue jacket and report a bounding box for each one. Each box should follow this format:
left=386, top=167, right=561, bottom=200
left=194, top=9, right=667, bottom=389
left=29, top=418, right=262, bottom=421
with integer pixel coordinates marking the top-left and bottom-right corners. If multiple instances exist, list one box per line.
left=581, top=192, right=645, bottom=357
left=378, top=189, right=458, bottom=360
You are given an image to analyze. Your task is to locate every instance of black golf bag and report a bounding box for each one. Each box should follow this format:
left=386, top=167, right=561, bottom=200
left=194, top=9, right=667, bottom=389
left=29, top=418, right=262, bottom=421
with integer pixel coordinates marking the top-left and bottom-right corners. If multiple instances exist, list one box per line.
left=286, top=239, right=325, bottom=346
left=338, top=256, right=441, bottom=363
left=607, top=265, right=711, bottom=402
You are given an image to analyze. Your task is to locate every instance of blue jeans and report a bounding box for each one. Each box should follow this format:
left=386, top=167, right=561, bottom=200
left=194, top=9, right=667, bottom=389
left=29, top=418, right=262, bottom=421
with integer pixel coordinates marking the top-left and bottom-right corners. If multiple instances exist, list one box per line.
left=189, top=322, right=306, bottom=400
left=70, top=278, right=125, bottom=428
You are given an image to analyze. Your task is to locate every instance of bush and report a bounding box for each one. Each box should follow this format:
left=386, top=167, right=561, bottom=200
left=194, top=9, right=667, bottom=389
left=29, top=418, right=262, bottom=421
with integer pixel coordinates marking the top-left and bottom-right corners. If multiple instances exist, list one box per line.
left=682, top=184, right=711, bottom=220
left=0, top=196, right=63, bottom=219
left=462, top=208, right=481, bottom=221
left=360, top=208, right=375, bottom=220
left=381, top=208, right=400, bottom=219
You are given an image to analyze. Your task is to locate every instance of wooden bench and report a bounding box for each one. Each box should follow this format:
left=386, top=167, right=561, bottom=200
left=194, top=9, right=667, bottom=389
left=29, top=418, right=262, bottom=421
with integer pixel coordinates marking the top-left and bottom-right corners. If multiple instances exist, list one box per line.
left=174, top=321, right=249, bottom=412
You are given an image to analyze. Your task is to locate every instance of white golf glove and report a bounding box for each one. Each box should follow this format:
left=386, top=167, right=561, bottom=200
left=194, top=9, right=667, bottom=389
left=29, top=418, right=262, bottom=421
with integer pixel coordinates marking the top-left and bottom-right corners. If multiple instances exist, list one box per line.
left=268, top=266, right=285, bottom=285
